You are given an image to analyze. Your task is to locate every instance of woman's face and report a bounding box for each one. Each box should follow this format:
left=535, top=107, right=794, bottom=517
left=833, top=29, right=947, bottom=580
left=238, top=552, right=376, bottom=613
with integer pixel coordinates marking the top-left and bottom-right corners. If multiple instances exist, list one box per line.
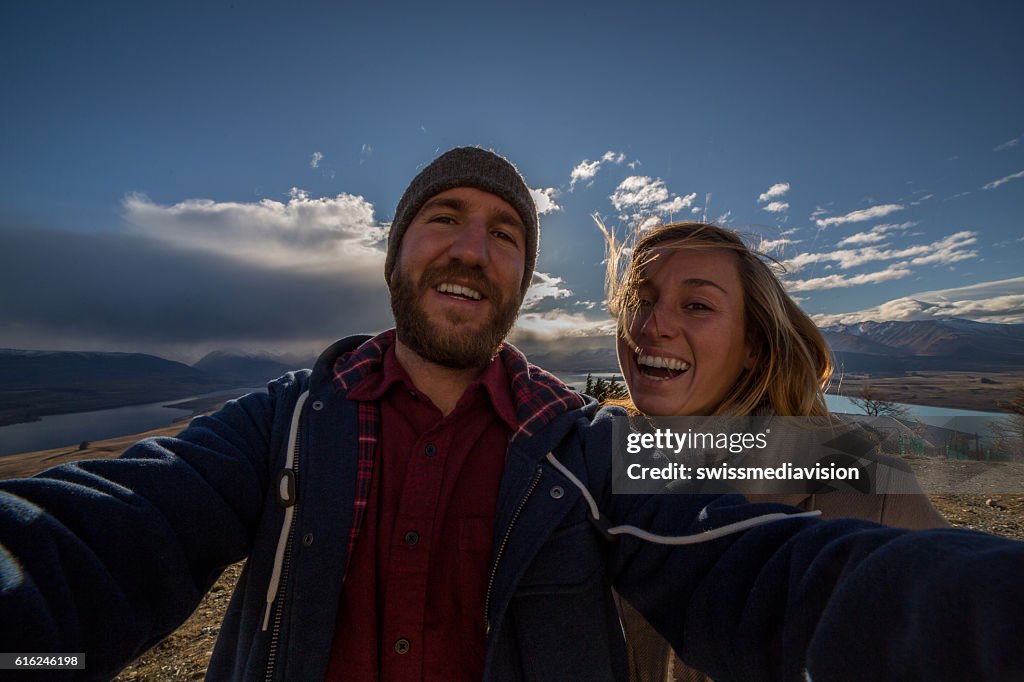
left=616, top=245, right=754, bottom=416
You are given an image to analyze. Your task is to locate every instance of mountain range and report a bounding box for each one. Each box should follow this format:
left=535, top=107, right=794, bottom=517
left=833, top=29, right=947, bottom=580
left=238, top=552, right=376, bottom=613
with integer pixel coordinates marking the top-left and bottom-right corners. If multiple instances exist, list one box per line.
left=519, top=318, right=1024, bottom=374
left=2, top=318, right=1022, bottom=427
left=0, top=349, right=302, bottom=427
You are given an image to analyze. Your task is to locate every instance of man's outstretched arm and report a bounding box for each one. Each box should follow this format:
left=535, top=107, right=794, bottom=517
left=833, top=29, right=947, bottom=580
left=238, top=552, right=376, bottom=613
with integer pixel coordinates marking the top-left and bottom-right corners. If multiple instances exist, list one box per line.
left=0, top=386, right=281, bottom=680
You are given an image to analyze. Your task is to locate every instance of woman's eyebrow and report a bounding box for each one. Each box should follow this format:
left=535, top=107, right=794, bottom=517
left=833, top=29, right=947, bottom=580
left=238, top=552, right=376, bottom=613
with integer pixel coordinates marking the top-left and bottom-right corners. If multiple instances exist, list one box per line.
left=680, top=278, right=729, bottom=295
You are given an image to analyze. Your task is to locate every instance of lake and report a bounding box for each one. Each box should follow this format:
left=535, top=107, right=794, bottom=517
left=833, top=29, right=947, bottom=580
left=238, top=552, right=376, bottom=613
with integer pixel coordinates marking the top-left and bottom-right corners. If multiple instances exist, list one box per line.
left=0, top=387, right=260, bottom=457
left=556, top=372, right=1007, bottom=433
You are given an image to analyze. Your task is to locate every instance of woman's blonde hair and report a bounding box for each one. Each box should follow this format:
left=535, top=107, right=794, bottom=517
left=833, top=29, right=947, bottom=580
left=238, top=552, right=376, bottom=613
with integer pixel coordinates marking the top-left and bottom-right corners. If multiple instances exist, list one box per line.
left=603, top=220, right=831, bottom=417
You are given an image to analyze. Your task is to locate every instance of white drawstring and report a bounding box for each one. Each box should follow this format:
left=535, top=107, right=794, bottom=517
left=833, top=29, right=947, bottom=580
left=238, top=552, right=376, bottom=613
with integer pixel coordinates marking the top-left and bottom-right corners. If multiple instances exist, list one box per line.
left=262, top=390, right=309, bottom=631
left=544, top=452, right=820, bottom=546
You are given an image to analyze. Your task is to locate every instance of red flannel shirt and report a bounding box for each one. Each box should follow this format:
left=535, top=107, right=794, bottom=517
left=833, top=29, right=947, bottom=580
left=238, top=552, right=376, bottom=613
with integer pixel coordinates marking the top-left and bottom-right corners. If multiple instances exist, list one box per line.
left=327, top=339, right=517, bottom=680
left=324, top=330, right=585, bottom=681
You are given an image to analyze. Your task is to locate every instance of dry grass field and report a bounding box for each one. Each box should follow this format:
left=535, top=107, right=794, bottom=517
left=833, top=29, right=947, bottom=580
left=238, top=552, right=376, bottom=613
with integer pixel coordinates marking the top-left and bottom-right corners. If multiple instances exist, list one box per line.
left=832, top=370, right=1022, bottom=412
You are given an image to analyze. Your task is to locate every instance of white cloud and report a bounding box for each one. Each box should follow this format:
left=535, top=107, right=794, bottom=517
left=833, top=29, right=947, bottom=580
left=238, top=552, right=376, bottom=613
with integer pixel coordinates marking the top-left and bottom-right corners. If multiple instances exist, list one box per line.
left=785, top=263, right=913, bottom=292
left=610, top=177, right=697, bottom=226
left=568, top=150, right=626, bottom=190
left=757, top=237, right=798, bottom=253
left=361, top=143, right=372, bottom=155
left=758, top=182, right=790, bottom=203
left=904, top=231, right=978, bottom=266
left=611, top=176, right=669, bottom=211
left=835, top=221, right=916, bottom=247
left=530, top=187, right=561, bottom=214
left=513, top=309, right=616, bottom=338
left=690, top=206, right=702, bottom=214
left=657, top=192, right=698, bottom=214
left=122, top=190, right=386, bottom=271
left=763, top=201, right=789, bottom=213
left=836, top=232, right=886, bottom=246
left=570, top=159, right=602, bottom=189
left=783, top=231, right=977, bottom=273
left=994, top=136, right=1021, bottom=152
left=310, top=152, right=323, bottom=169
left=637, top=216, right=662, bottom=232
left=814, top=204, right=904, bottom=228
left=715, top=210, right=733, bottom=225
left=812, top=276, right=1024, bottom=325
left=982, top=169, right=1024, bottom=190
left=522, top=271, right=573, bottom=310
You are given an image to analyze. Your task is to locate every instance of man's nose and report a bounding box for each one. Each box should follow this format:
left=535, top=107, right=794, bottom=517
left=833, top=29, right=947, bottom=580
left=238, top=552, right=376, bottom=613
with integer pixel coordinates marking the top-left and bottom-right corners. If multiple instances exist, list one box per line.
left=448, top=219, right=490, bottom=267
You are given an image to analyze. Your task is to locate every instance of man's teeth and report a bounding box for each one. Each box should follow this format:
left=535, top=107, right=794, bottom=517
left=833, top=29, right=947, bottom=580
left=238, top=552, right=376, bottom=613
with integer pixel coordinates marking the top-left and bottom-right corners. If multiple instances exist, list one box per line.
left=637, top=354, right=690, bottom=372
left=436, top=282, right=482, bottom=300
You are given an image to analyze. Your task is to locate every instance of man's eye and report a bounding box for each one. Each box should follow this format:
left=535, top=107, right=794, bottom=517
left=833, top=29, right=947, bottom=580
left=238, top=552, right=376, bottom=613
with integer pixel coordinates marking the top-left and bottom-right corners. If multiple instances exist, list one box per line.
left=431, top=215, right=456, bottom=224
left=492, top=229, right=517, bottom=244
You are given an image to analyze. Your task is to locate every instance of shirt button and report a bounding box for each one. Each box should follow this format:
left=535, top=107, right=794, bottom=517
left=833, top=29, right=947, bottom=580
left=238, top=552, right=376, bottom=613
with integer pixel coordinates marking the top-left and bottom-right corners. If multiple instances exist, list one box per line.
left=395, top=638, right=411, bottom=655
left=403, top=530, right=420, bottom=546
left=424, top=443, right=437, bottom=457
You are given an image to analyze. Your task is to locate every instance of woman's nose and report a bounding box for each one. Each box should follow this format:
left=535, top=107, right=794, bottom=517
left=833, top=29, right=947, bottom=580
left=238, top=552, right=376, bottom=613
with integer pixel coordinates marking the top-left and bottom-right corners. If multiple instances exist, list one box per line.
left=640, top=303, right=679, bottom=339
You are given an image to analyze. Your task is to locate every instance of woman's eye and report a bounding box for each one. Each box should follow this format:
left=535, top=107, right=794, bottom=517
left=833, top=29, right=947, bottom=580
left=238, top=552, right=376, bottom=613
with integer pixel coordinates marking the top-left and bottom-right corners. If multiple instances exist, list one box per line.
left=685, top=302, right=710, bottom=311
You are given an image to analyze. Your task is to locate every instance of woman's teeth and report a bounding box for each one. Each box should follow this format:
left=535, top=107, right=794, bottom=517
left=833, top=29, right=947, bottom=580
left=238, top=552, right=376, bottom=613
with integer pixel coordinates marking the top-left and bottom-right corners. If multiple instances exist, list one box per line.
left=637, top=354, right=690, bottom=380
left=638, top=354, right=690, bottom=371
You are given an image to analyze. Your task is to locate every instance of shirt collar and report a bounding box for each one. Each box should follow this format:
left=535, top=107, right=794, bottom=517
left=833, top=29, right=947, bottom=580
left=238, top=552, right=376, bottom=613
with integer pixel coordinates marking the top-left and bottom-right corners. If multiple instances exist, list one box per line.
left=332, top=329, right=585, bottom=441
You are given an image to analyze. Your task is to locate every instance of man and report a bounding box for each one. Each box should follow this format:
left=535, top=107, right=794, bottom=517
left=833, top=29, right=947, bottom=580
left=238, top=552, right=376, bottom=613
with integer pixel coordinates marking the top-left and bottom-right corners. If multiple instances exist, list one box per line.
left=1, top=147, right=1022, bottom=681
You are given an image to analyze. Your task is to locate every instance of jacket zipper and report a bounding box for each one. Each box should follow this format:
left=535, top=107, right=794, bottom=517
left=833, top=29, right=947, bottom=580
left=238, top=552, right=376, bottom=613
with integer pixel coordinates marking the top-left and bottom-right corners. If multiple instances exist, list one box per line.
left=265, top=422, right=302, bottom=682
left=484, top=465, right=543, bottom=635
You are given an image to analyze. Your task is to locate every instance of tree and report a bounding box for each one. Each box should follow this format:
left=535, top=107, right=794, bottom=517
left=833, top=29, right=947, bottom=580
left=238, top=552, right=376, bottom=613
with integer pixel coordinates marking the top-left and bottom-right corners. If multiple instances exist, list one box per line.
left=849, top=384, right=909, bottom=419
left=583, top=374, right=630, bottom=402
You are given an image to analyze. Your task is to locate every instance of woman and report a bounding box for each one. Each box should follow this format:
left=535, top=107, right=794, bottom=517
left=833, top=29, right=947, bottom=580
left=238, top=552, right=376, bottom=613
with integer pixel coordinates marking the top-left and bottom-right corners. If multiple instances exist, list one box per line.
left=602, top=221, right=947, bottom=682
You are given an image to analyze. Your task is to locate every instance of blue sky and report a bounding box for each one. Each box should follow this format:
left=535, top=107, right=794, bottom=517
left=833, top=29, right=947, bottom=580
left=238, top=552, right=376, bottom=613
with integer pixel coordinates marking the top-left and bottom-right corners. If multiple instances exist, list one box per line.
left=1, top=0, right=1022, bottom=361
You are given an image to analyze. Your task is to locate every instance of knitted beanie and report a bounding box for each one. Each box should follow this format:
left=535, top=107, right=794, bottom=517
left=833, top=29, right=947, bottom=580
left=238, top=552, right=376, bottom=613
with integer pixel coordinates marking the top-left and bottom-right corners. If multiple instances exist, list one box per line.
left=384, top=147, right=538, bottom=297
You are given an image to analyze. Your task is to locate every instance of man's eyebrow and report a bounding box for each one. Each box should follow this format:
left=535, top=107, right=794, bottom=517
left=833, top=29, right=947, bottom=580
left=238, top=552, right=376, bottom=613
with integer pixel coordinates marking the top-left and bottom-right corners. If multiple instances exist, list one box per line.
left=418, top=197, right=525, bottom=234
left=491, top=207, right=525, bottom=233
left=419, top=196, right=466, bottom=213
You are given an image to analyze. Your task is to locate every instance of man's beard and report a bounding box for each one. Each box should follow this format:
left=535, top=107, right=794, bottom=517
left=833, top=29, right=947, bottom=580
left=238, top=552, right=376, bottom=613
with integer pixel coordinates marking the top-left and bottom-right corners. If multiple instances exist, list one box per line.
left=390, top=262, right=521, bottom=370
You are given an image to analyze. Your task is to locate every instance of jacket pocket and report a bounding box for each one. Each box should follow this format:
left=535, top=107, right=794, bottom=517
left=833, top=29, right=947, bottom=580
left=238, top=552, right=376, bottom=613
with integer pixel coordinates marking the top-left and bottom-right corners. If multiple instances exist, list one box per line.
left=515, top=519, right=602, bottom=595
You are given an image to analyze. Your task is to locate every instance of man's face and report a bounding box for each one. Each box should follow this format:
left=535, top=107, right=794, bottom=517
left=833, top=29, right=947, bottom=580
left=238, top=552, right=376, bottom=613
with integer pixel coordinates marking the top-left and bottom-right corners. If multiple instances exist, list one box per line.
left=390, top=187, right=527, bottom=369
